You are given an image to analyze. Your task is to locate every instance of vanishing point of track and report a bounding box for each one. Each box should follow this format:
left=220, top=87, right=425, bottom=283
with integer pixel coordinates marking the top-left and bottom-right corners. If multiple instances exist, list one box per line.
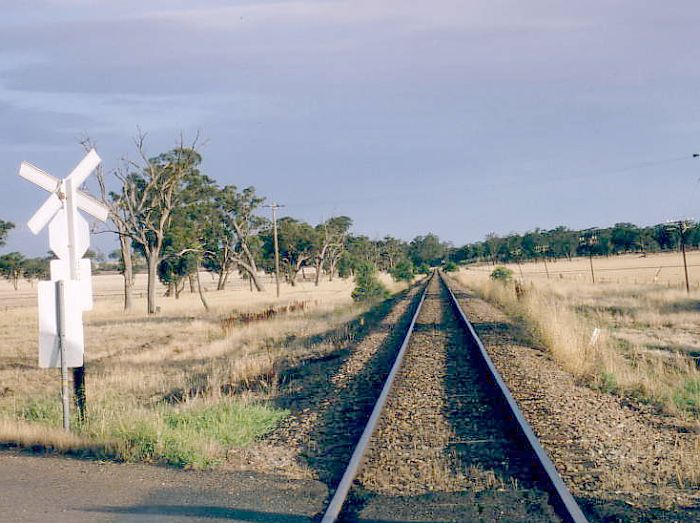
left=321, top=272, right=589, bottom=523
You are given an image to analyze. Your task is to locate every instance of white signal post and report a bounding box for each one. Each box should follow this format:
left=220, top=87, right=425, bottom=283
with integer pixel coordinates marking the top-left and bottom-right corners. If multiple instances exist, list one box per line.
left=19, top=149, right=109, bottom=431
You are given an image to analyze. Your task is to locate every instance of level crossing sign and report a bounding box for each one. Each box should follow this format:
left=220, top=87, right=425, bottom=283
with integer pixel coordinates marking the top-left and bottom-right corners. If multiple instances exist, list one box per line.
left=19, top=149, right=109, bottom=368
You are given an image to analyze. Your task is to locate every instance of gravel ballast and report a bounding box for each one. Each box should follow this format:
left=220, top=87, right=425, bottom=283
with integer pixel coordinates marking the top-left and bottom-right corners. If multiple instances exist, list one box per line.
left=447, top=276, right=700, bottom=523
left=349, top=276, right=561, bottom=522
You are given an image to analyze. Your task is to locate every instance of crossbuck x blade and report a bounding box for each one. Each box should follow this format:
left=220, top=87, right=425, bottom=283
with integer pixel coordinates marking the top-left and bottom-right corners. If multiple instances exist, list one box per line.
left=27, top=193, right=62, bottom=235
left=66, top=149, right=101, bottom=188
left=19, top=161, right=59, bottom=193
left=20, top=149, right=109, bottom=235
left=75, top=192, right=109, bottom=222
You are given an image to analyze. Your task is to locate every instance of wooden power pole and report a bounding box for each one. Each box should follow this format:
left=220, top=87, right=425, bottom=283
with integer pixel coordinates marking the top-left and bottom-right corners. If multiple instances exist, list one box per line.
left=579, top=230, right=598, bottom=284
left=265, top=203, right=284, bottom=298
left=667, top=220, right=693, bottom=294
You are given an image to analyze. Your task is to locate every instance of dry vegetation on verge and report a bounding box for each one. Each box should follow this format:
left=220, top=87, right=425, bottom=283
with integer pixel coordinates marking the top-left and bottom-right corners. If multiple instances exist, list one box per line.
left=453, top=252, right=700, bottom=422
left=0, top=271, right=406, bottom=468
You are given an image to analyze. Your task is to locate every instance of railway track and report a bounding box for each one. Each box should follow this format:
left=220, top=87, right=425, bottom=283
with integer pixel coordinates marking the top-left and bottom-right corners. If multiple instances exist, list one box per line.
left=321, top=272, right=588, bottom=523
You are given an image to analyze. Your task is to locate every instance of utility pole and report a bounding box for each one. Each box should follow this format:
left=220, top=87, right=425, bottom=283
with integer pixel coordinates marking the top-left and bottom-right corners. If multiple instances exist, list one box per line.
left=666, top=220, right=693, bottom=294
left=681, top=223, right=690, bottom=294
left=265, top=203, right=284, bottom=298
left=579, top=230, right=598, bottom=284
left=534, top=245, right=550, bottom=279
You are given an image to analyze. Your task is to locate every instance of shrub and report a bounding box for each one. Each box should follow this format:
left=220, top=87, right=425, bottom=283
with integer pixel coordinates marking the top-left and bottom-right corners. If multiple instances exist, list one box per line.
left=597, top=371, right=618, bottom=394
left=352, top=262, right=389, bottom=302
left=442, top=260, right=458, bottom=273
left=490, top=266, right=513, bottom=283
left=416, top=263, right=431, bottom=275
left=113, top=419, right=159, bottom=462
left=389, top=259, right=415, bottom=284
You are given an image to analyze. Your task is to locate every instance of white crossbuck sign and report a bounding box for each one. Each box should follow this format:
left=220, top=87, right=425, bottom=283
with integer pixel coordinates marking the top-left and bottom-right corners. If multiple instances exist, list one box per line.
left=19, top=149, right=110, bottom=368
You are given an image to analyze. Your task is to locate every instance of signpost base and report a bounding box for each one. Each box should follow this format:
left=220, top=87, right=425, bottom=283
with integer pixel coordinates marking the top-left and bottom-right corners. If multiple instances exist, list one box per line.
left=73, top=366, right=86, bottom=423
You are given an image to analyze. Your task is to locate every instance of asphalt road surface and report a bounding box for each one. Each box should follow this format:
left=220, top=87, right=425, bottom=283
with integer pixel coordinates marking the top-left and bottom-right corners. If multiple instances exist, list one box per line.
left=0, top=450, right=327, bottom=523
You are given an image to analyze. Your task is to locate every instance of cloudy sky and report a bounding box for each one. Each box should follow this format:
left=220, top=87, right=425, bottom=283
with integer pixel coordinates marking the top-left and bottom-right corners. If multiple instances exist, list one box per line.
left=2, top=1, right=700, bottom=256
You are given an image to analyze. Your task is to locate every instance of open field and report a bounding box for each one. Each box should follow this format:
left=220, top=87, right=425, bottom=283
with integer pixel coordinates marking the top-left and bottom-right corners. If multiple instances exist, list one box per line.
left=474, top=250, right=700, bottom=288
left=0, top=270, right=407, bottom=468
left=456, top=253, right=700, bottom=422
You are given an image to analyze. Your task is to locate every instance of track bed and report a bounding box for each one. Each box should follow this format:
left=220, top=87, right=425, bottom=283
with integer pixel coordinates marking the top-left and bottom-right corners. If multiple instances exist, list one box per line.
left=335, top=276, right=564, bottom=522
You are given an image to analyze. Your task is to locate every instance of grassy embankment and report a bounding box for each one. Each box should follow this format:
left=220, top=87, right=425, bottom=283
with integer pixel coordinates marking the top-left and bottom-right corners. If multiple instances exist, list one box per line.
left=452, top=251, right=700, bottom=421
left=0, top=271, right=406, bottom=468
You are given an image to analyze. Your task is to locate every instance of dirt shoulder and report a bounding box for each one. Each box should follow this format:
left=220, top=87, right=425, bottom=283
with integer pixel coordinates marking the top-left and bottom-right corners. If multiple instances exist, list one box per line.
left=447, top=280, right=700, bottom=523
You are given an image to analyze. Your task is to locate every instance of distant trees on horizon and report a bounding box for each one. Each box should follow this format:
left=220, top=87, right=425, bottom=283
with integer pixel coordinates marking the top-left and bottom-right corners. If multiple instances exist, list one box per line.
left=449, top=222, right=700, bottom=265
left=4, top=138, right=699, bottom=308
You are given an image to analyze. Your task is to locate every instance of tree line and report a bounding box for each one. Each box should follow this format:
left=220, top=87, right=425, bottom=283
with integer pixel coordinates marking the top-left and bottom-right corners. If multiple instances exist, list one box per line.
left=448, top=222, right=700, bottom=265
left=6, top=154, right=699, bottom=308
left=1, top=136, right=455, bottom=312
left=94, top=135, right=446, bottom=313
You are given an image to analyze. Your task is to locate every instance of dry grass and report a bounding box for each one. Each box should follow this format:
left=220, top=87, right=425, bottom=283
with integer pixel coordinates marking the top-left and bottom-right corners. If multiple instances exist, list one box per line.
left=0, top=270, right=407, bottom=467
left=471, top=250, right=700, bottom=288
left=452, top=259, right=700, bottom=421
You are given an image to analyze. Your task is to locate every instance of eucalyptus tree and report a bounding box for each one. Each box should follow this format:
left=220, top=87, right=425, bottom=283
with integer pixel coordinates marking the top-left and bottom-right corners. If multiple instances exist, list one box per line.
left=108, top=135, right=203, bottom=314
left=96, top=166, right=136, bottom=311
left=153, top=155, right=218, bottom=310
left=312, top=216, right=352, bottom=286
left=338, top=235, right=380, bottom=277
left=203, top=185, right=267, bottom=291
left=377, top=236, right=408, bottom=272
left=610, top=223, right=641, bottom=254
left=409, top=233, right=448, bottom=267
left=483, top=233, right=502, bottom=265
left=0, top=252, right=25, bottom=290
left=262, top=217, right=315, bottom=286
left=0, top=220, right=14, bottom=247
left=21, top=256, right=50, bottom=285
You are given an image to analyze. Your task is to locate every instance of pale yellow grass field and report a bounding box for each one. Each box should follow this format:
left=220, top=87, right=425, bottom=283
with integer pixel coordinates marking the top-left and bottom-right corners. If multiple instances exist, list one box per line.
left=471, top=250, right=700, bottom=288
left=453, top=256, right=700, bottom=422
left=0, top=270, right=407, bottom=464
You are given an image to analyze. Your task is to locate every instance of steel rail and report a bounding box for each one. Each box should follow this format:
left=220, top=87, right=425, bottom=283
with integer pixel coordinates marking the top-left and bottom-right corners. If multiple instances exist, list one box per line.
left=320, top=274, right=432, bottom=523
left=440, top=272, right=589, bottom=523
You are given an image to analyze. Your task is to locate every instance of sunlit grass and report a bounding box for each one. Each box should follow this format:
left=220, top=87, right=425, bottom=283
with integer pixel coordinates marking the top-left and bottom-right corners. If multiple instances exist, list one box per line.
left=450, top=266, right=700, bottom=420
left=0, top=271, right=407, bottom=467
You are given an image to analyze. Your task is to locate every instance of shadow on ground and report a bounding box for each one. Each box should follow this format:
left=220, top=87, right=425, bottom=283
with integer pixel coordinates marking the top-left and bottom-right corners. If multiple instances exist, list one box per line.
left=88, top=502, right=522, bottom=523
left=577, top=497, right=700, bottom=523
left=84, top=505, right=312, bottom=522
left=270, top=282, right=425, bottom=488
